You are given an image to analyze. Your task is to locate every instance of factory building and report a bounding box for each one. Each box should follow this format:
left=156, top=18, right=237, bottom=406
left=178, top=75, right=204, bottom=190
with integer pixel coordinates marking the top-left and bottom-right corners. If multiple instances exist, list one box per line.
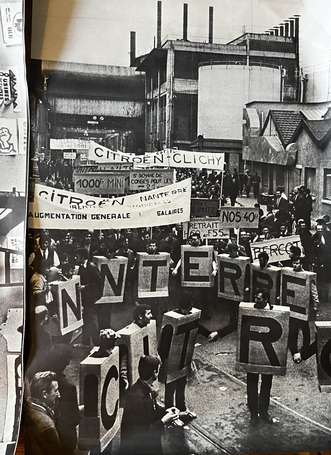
left=135, top=2, right=300, bottom=170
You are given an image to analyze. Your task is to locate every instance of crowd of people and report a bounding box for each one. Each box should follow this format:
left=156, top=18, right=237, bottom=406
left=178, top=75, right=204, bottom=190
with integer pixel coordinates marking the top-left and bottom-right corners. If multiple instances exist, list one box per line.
left=24, top=167, right=331, bottom=454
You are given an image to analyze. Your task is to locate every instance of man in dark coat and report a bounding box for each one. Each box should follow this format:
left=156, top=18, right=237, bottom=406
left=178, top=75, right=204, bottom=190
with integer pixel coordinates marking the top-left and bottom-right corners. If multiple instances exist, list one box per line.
left=121, top=355, right=179, bottom=455
left=24, top=371, right=62, bottom=455
left=75, top=248, right=103, bottom=346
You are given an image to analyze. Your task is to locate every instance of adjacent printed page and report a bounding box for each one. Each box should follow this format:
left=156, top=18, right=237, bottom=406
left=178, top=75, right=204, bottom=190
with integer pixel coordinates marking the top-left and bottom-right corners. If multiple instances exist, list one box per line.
left=0, top=0, right=28, bottom=453
left=25, top=0, right=331, bottom=454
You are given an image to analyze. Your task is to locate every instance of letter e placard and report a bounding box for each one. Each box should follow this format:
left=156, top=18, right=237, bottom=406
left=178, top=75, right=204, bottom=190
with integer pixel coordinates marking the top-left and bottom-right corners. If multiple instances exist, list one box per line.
left=181, top=245, right=214, bottom=287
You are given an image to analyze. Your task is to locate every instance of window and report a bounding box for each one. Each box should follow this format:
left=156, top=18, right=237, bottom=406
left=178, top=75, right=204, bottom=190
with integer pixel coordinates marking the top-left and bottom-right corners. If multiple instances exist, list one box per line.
left=323, top=169, right=331, bottom=200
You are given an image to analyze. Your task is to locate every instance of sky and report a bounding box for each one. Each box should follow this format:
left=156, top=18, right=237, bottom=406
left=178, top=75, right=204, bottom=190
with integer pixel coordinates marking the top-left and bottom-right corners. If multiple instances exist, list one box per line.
left=31, top=0, right=303, bottom=66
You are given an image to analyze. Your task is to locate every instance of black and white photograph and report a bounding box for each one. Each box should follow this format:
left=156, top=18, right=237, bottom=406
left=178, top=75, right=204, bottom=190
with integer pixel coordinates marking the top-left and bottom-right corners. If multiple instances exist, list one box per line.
left=0, top=0, right=28, bottom=453
left=25, top=0, right=331, bottom=454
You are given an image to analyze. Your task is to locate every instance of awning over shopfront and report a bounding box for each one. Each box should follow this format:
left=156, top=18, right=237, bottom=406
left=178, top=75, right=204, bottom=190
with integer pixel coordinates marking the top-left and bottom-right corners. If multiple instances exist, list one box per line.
left=243, top=135, right=297, bottom=166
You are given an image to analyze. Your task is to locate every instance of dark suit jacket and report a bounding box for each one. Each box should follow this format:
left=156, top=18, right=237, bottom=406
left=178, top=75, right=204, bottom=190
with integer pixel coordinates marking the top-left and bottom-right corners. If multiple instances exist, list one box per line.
left=121, top=379, right=165, bottom=455
left=78, top=261, right=103, bottom=308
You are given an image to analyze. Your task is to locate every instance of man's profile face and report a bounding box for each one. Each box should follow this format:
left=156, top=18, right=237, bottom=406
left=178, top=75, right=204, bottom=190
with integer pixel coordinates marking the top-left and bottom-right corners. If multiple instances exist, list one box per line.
left=292, top=259, right=302, bottom=272
left=190, top=235, right=200, bottom=247
left=276, top=190, right=281, bottom=198
left=147, top=242, right=157, bottom=255
left=44, top=380, right=60, bottom=409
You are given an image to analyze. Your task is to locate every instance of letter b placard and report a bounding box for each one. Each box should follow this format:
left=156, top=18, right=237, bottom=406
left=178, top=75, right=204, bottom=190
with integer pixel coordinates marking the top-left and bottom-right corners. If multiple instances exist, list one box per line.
left=236, top=302, right=290, bottom=375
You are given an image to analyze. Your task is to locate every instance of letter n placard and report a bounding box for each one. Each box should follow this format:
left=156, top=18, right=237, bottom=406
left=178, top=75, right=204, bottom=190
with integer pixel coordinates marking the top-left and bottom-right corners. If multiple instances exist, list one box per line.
left=52, top=276, right=83, bottom=335
left=181, top=245, right=214, bottom=288
left=93, top=256, right=128, bottom=304
left=137, top=252, right=170, bottom=298
left=316, top=321, right=331, bottom=392
left=79, top=347, right=120, bottom=451
left=236, top=302, right=290, bottom=375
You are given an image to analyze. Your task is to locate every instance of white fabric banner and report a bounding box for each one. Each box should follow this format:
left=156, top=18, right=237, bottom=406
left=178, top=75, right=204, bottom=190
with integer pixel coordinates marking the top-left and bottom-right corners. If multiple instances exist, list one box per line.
left=28, top=178, right=192, bottom=230
left=88, top=141, right=225, bottom=170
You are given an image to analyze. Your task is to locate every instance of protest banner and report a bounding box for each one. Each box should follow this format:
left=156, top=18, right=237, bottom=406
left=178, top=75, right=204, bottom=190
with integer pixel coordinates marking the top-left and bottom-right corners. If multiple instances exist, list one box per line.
left=250, top=235, right=302, bottom=263
left=129, top=169, right=175, bottom=191
left=250, top=263, right=281, bottom=305
left=93, top=256, right=128, bottom=304
left=73, top=171, right=129, bottom=195
left=50, top=138, right=90, bottom=150
left=0, top=4, right=23, bottom=46
left=191, top=199, right=219, bottom=218
left=315, top=322, right=331, bottom=392
left=188, top=218, right=229, bottom=239
left=63, top=151, right=76, bottom=160
left=280, top=267, right=317, bottom=321
left=75, top=163, right=133, bottom=172
left=88, top=141, right=225, bottom=170
left=137, top=252, right=170, bottom=298
left=50, top=276, right=83, bottom=335
left=181, top=245, right=214, bottom=288
left=236, top=302, right=290, bottom=375
left=28, top=178, right=191, bottom=230
left=118, top=320, right=157, bottom=386
left=218, top=207, right=259, bottom=229
left=218, top=254, right=250, bottom=302
left=79, top=347, right=120, bottom=451
left=158, top=308, right=201, bottom=383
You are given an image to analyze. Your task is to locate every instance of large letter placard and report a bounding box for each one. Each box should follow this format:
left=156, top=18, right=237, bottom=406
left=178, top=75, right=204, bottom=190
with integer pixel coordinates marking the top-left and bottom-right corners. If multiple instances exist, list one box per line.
left=236, top=302, right=290, bottom=375
left=218, top=254, right=250, bottom=302
left=137, top=252, right=170, bottom=298
left=79, top=347, right=120, bottom=451
left=158, top=308, right=201, bottom=383
left=181, top=246, right=214, bottom=288
left=93, top=256, right=128, bottom=304
left=315, top=322, right=331, bottom=392
left=250, top=263, right=281, bottom=305
left=118, top=320, right=157, bottom=386
left=280, top=268, right=317, bottom=321
left=51, top=276, right=83, bottom=335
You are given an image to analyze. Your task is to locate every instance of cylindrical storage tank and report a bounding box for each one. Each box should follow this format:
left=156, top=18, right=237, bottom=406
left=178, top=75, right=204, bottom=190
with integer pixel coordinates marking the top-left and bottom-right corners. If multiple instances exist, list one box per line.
left=198, top=64, right=281, bottom=140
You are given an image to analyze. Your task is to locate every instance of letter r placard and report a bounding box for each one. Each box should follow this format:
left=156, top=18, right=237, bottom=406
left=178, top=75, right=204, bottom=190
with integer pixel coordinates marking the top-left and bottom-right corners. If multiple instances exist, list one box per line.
left=181, top=245, right=214, bottom=288
left=315, top=321, right=331, bottom=392
left=218, top=254, right=250, bottom=302
left=236, top=302, right=290, bottom=375
left=137, top=252, right=170, bottom=298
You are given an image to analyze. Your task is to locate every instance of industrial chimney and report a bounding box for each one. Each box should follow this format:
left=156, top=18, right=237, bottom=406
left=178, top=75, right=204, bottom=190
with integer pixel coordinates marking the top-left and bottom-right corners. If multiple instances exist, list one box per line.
left=183, top=3, right=188, bottom=41
left=279, top=23, right=285, bottom=36
left=130, top=31, right=136, bottom=66
left=289, top=18, right=295, bottom=38
left=209, top=6, right=214, bottom=44
left=284, top=21, right=289, bottom=37
left=273, top=27, right=279, bottom=36
left=157, top=1, right=162, bottom=47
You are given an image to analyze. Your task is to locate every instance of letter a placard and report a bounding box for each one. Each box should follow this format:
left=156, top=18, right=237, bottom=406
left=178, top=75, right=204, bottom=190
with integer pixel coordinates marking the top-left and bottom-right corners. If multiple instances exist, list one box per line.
left=51, top=276, right=83, bottom=335
left=315, top=321, right=331, bottom=392
left=93, top=256, right=128, bottom=304
left=236, top=302, right=290, bottom=375
left=137, top=252, right=170, bottom=298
